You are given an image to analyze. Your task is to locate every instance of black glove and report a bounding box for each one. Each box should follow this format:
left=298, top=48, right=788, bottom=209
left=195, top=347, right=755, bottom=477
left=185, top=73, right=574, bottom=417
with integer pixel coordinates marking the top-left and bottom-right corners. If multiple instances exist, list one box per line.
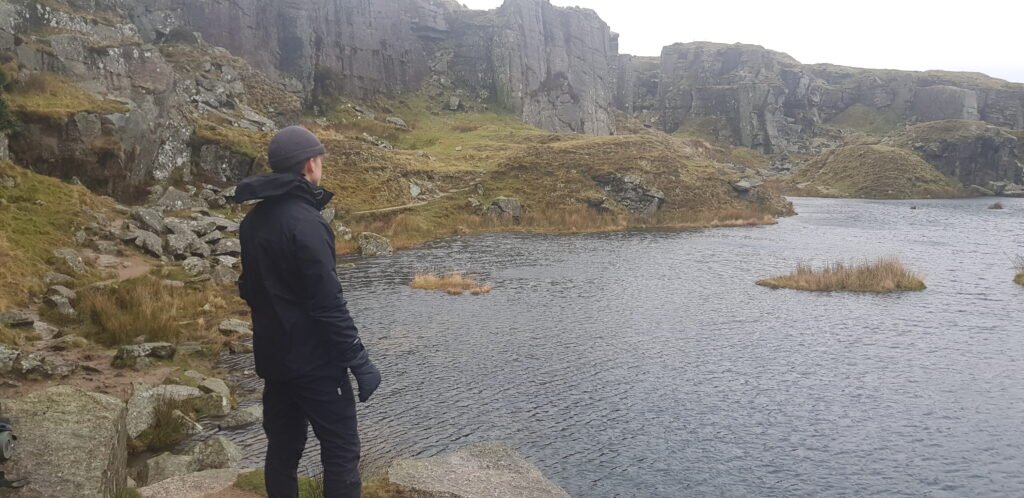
left=350, top=358, right=381, bottom=403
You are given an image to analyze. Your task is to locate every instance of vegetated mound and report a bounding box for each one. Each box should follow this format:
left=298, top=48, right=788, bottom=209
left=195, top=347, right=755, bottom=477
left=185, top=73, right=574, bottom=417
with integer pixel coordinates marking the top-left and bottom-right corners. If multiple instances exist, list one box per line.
left=886, top=120, right=1024, bottom=189
left=411, top=273, right=492, bottom=296
left=825, top=104, right=903, bottom=135
left=790, top=145, right=961, bottom=199
left=757, top=257, right=926, bottom=293
left=0, top=160, right=114, bottom=308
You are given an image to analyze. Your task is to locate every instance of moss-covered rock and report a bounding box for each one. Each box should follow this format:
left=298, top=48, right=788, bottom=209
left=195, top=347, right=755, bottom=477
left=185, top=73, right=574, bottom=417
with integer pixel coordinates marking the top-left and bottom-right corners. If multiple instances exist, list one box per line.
left=887, top=120, right=1023, bottom=188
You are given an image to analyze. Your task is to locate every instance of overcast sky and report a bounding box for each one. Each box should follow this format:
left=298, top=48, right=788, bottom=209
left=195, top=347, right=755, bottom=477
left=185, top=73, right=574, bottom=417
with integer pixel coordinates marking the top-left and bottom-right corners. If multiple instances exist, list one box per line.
left=458, top=0, right=1024, bottom=84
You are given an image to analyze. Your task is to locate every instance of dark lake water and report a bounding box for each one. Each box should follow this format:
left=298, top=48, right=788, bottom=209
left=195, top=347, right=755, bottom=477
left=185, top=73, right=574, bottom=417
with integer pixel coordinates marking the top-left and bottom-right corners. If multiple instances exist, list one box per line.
left=217, top=197, right=1024, bottom=497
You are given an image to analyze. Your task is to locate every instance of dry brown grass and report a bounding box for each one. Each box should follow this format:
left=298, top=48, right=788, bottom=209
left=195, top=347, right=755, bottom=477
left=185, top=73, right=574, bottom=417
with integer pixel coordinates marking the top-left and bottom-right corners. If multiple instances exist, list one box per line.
left=6, top=72, right=128, bottom=121
left=77, top=275, right=239, bottom=347
left=757, top=257, right=926, bottom=293
left=1015, top=257, right=1024, bottom=286
left=411, top=272, right=492, bottom=296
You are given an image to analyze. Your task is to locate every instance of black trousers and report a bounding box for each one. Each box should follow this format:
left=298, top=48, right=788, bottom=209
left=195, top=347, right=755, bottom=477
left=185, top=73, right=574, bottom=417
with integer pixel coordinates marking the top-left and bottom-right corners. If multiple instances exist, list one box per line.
left=263, top=374, right=361, bottom=498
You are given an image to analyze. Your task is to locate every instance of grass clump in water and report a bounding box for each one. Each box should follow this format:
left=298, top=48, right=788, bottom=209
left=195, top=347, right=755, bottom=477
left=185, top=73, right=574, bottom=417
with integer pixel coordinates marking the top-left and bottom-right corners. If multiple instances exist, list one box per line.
left=757, top=257, right=926, bottom=293
left=989, top=202, right=1004, bottom=210
left=1015, top=257, right=1024, bottom=286
left=411, top=272, right=492, bottom=296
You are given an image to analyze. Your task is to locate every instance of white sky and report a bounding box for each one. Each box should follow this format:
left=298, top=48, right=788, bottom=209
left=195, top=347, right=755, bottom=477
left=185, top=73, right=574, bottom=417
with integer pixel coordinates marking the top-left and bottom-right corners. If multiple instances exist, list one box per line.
left=458, top=0, right=1024, bottom=84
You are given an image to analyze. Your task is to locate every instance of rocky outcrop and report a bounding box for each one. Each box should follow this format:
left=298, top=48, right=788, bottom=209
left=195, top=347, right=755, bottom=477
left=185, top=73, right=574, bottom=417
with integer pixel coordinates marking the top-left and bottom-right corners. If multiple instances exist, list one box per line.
left=136, top=468, right=243, bottom=498
left=0, top=386, right=128, bottom=498
left=592, top=174, right=664, bottom=215
left=887, top=120, right=1023, bottom=189
left=387, top=442, right=570, bottom=498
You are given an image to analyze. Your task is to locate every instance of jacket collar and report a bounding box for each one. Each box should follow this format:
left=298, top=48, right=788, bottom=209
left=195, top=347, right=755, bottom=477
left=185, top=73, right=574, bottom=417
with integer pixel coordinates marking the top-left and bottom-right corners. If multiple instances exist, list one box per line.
left=232, top=173, right=334, bottom=210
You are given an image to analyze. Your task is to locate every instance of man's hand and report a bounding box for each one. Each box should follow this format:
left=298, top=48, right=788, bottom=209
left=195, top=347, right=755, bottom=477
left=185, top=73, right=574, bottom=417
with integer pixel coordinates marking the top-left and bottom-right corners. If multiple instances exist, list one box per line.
left=350, top=359, right=381, bottom=403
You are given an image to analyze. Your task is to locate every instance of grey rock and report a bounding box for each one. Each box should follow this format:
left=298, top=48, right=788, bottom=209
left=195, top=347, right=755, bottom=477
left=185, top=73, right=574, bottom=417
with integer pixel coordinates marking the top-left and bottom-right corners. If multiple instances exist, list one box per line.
left=210, top=266, right=239, bottom=286
left=113, top=343, right=177, bottom=368
left=387, top=442, right=570, bottom=498
left=201, top=230, right=224, bottom=244
left=198, top=377, right=231, bottom=399
left=218, top=405, right=262, bottom=430
left=321, top=207, right=337, bottom=223
left=214, top=255, right=239, bottom=268
left=44, top=295, right=78, bottom=318
left=172, top=409, right=204, bottom=436
left=212, top=238, right=241, bottom=256
left=192, top=392, right=231, bottom=417
left=197, top=144, right=256, bottom=184
left=33, top=321, right=61, bottom=340
left=94, top=240, right=122, bottom=256
left=54, top=248, right=88, bottom=274
left=167, top=231, right=210, bottom=259
left=593, top=174, right=664, bottom=215
left=487, top=197, right=524, bottom=222
left=143, top=453, right=196, bottom=486
left=0, top=386, right=127, bottom=498
left=335, top=223, right=354, bottom=241
left=0, top=309, right=36, bottom=328
left=132, top=207, right=167, bottom=234
left=182, top=257, right=211, bottom=276
left=135, top=468, right=243, bottom=498
left=0, top=345, right=20, bottom=374
left=218, top=319, right=252, bottom=336
left=228, top=341, right=254, bottom=354
left=196, top=216, right=239, bottom=233
left=188, top=436, right=241, bottom=471
left=386, top=116, right=410, bottom=129
left=126, top=382, right=205, bottom=439
left=42, top=272, right=75, bottom=286
left=358, top=232, right=394, bottom=257
left=157, top=187, right=204, bottom=212
left=133, top=230, right=165, bottom=257
left=15, top=353, right=79, bottom=380
left=48, top=285, right=77, bottom=301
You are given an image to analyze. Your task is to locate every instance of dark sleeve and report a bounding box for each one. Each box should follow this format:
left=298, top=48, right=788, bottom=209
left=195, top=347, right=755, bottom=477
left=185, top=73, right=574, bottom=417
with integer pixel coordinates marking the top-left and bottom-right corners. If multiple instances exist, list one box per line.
left=292, top=218, right=366, bottom=364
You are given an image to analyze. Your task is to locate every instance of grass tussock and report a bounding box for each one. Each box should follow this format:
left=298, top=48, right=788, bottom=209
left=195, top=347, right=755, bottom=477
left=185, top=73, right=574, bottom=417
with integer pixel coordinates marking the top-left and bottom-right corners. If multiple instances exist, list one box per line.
left=989, top=202, right=1004, bottom=210
left=5, top=72, right=128, bottom=121
left=77, top=275, right=238, bottom=347
left=411, top=272, right=492, bottom=296
left=234, top=469, right=330, bottom=498
left=1015, top=257, right=1024, bottom=286
left=133, top=394, right=193, bottom=453
left=757, top=257, right=926, bottom=293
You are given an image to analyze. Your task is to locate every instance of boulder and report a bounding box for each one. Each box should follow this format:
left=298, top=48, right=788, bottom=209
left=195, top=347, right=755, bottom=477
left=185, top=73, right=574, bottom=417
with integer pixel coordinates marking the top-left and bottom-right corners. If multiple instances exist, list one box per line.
left=136, top=469, right=243, bottom=498
left=321, top=207, right=337, bottom=223
left=42, top=272, right=75, bottom=286
left=358, top=232, right=394, bottom=257
left=132, top=207, right=167, bottom=234
left=335, top=223, right=354, bottom=241
left=200, top=230, right=224, bottom=244
left=14, top=353, right=78, bottom=380
left=143, top=453, right=196, bottom=486
left=126, top=383, right=204, bottom=439
left=487, top=197, right=524, bottom=222
left=387, top=116, right=410, bottom=129
left=113, top=343, right=177, bottom=368
left=182, top=257, right=211, bottom=276
left=192, top=392, right=231, bottom=417
left=210, top=266, right=239, bottom=286
left=53, top=248, right=88, bottom=274
left=187, top=436, right=241, bottom=471
left=0, top=345, right=20, bottom=374
left=592, top=174, right=664, bottom=215
left=218, top=319, right=252, bottom=336
left=198, top=377, right=231, bottom=399
left=219, top=405, right=263, bottom=430
left=44, top=295, right=77, bottom=318
left=212, top=238, right=241, bottom=256
left=156, top=187, right=206, bottom=211
left=387, top=442, right=570, bottom=498
left=167, top=232, right=210, bottom=259
left=0, top=310, right=36, bottom=328
left=132, top=230, right=165, bottom=258
left=32, top=321, right=61, bottom=340
left=228, top=341, right=254, bottom=354
left=0, top=386, right=128, bottom=497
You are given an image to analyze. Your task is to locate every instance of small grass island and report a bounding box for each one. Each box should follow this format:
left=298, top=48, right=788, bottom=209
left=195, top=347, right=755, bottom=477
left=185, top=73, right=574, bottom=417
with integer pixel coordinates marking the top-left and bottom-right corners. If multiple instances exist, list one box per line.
left=757, top=258, right=926, bottom=293
left=411, top=272, right=492, bottom=296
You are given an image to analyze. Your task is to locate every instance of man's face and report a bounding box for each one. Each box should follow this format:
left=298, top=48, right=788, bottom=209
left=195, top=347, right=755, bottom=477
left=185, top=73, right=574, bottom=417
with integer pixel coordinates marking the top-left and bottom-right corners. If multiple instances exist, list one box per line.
left=306, top=155, right=324, bottom=186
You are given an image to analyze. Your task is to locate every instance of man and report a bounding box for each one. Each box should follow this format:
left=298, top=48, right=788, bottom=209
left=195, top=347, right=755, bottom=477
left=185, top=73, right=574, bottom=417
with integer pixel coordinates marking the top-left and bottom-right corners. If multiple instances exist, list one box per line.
left=234, top=126, right=381, bottom=498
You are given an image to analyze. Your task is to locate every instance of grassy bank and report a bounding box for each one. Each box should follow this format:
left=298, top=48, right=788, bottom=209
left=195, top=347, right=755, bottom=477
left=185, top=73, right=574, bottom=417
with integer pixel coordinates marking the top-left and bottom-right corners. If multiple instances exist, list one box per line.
left=0, top=160, right=115, bottom=308
left=788, top=145, right=961, bottom=199
left=758, top=258, right=926, bottom=293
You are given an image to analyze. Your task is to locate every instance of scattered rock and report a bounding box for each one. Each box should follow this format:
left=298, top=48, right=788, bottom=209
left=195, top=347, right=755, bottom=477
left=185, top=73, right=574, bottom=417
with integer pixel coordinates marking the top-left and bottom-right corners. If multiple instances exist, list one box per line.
left=358, top=232, right=394, bottom=257
left=219, top=405, right=262, bottom=429
left=126, top=383, right=204, bottom=439
left=387, top=116, right=410, bottom=129
left=467, top=197, right=482, bottom=209
left=182, top=257, right=211, bottom=276
left=157, top=187, right=205, bottom=211
left=487, top=197, right=524, bottom=222
left=132, top=230, right=166, bottom=257
left=15, top=353, right=79, bottom=380
left=592, top=174, right=665, bottom=215
left=215, top=255, right=239, bottom=268
left=198, top=377, right=231, bottom=399
left=188, top=436, right=241, bottom=471
left=33, top=321, right=61, bottom=340
left=132, top=207, right=168, bottom=234
left=321, top=207, right=337, bottom=223
left=113, top=343, right=177, bottom=368
left=143, top=453, right=196, bottom=486
left=47, top=285, right=77, bottom=301
left=0, top=386, right=128, bottom=498
left=42, top=272, right=75, bottom=286
left=335, top=223, right=354, bottom=241
left=54, top=247, right=88, bottom=274
left=361, top=133, right=394, bottom=150
left=212, top=238, right=241, bottom=256
left=210, top=266, right=239, bottom=286
left=228, top=341, right=254, bottom=354
left=218, top=319, right=252, bottom=336
left=731, top=178, right=764, bottom=193
left=167, top=231, right=211, bottom=259
left=136, top=469, right=243, bottom=498
left=200, top=230, right=224, bottom=244
left=387, top=442, right=570, bottom=498
left=44, top=295, right=78, bottom=318
left=192, top=392, right=231, bottom=417
left=0, top=344, right=20, bottom=374
left=0, top=309, right=36, bottom=328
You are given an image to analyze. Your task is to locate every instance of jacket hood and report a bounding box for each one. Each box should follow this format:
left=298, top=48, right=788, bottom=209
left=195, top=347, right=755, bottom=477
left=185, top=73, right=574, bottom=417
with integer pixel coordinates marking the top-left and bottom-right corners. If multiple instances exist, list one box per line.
left=232, top=173, right=334, bottom=210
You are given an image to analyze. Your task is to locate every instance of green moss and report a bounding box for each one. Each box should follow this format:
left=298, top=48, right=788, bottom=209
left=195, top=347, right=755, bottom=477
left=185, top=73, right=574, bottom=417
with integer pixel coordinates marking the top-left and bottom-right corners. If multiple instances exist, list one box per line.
left=193, top=121, right=270, bottom=159
left=827, top=104, right=902, bottom=135
left=5, top=72, right=128, bottom=122
left=233, top=470, right=325, bottom=498
left=790, top=145, right=961, bottom=199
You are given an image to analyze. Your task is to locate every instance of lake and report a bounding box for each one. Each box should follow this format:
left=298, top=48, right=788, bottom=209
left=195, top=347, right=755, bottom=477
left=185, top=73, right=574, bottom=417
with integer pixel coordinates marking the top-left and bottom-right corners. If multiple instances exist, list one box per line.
left=217, top=197, right=1024, bottom=497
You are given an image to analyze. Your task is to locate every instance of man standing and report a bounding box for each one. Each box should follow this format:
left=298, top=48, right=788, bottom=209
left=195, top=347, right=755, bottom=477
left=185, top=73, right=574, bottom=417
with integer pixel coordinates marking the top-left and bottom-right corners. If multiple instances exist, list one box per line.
left=234, top=126, right=381, bottom=498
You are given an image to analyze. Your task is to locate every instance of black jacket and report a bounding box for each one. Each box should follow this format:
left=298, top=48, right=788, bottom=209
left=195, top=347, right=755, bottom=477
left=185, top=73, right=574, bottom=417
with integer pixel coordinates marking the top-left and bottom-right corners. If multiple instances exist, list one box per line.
left=234, top=173, right=366, bottom=381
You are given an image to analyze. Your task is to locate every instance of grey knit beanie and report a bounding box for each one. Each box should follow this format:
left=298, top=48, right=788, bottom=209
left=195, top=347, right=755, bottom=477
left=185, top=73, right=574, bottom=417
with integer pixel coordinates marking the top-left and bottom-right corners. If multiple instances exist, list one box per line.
left=267, top=126, right=326, bottom=174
